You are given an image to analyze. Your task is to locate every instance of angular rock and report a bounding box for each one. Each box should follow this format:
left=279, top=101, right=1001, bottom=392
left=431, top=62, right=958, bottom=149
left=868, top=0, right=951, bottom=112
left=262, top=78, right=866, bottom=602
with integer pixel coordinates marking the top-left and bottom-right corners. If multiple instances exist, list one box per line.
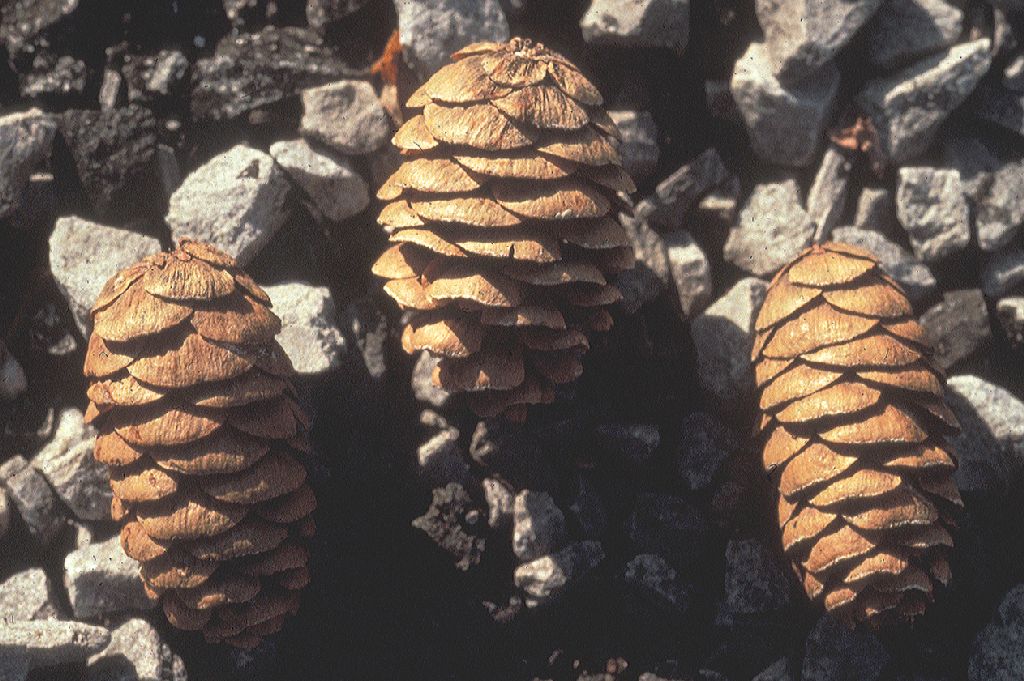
left=64, top=534, right=157, bottom=618
left=698, top=174, right=741, bottom=224
left=0, top=620, right=110, bottom=669
left=609, top=110, right=660, bottom=181
left=0, top=569, right=59, bottom=621
left=0, top=649, right=28, bottom=681
left=664, top=230, right=712, bottom=318
left=947, top=375, right=1024, bottom=496
left=806, top=146, right=851, bottom=241
left=412, top=483, right=486, bottom=571
left=975, top=158, right=1024, bottom=252
left=0, top=0, right=79, bottom=56
left=412, top=351, right=450, bottom=408
left=690, top=278, right=768, bottom=409
left=626, top=493, right=709, bottom=569
left=417, top=425, right=469, bottom=487
left=635, top=148, right=730, bottom=231
left=0, top=488, right=8, bottom=540
left=0, top=109, right=56, bottom=219
left=514, top=540, right=604, bottom=606
left=624, top=553, right=691, bottom=612
left=513, top=490, right=568, bottom=562
left=920, top=290, right=991, bottom=370
left=755, top=0, right=883, bottom=83
left=864, top=0, right=962, bottom=70
left=48, top=217, right=161, bottom=336
left=997, top=297, right=1024, bottom=346
left=942, top=135, right=1000, bottom=201
left=595, top=422, right=661, bottom=467
left=831, top=226, right=937, bottom=303
left=300, top=80, right=391, bottom=156
left=853, top=187, right=898, bottom=236
left=970, top=584, right=1024, bottom=681
left=86, top=617, right=182, bottom=681
left=676, top=411, right=737, bottom=491
left=0, top=455, right=65, bottom=545
left=396, top=0, right=510, bottom=79
left=981, top=248, right=1024, bottom=298
left=725, top=180, right=815, bottom=276
left=340, top=298, right=387, bottom=383
left=731, top=43, right=839, bottom=167
left=190, top=26, right=358, bottom=120
left=20, top=54, right=87, bottom=100
left=269, top=138, right=369, bottom=223
left=167, top=145, right=290, bottom=267
left=483, top=477, right=514, bottom=529
left=261, top=282, right=346, bottom=376
left=616, top=213, right=667, bottom=313
left=580, top=0, right=690, bottom=52
left=973, top=84, right=1024, bottom=139
left=121, top=50, right=189, bottom=102
left=895, top=167, right=970, bottom=262
left=716, top=539, right=790, bottom=625
left=855, top=39, right=992, bottom=164
left=1005, top=55, right=1024, bottom=92
left=802, top=614, right=889, bottom=681
left=0, top=343, right=27, bottom=403
left=32, top=407, right=109, bottom=521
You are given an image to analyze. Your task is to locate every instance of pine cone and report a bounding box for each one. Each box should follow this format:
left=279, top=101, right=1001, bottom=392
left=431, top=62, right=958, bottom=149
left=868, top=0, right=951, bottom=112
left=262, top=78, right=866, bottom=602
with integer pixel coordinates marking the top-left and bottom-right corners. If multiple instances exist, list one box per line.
left=372, top=38, right=636, bottom=421
left=83, top=240, right=315, bottom=649
left=751, top=242, right=961, bottom=626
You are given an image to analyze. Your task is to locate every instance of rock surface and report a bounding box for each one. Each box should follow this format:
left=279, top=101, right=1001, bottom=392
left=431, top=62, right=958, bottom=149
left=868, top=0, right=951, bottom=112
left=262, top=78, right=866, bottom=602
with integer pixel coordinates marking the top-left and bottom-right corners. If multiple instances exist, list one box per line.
left=0, top=620, right=111, bottom=669
left=636, top=149, right=730, bottom=231
left=64, top=534, right=157, bottom=618
left=86, top=617, right=184, bottom=681
left=580, top=0, right=690, bottom=52
left=982, top=248, right=1024, bottom=298
left=806, top=146, right=851, bottom=240
left=269, top=138, right=369, bottom=223
left=830, top=226, right=937, bottom=303
left=262, top=282, right=346, bottom=375
left=864, top=0, right=963, bottom=70
left=300, top=80, right=391, bottom=156
left=512, top=490, right=568, bottom=562
left=0, top=568, right=60, bottom=621
left=624, top=553, right=691, bottom=611
left=514, top=540, right=605, bottom=606
left=801, top=614, right=890, bottom=681
left=895, top=167, right=970, bottom=262
left=32, top=407, right=109, bottom=521
left=0, top=109, right=55, bottom=219
left=0, top=455, right=66, bottom=546
left=396, top=0, right=510, bottom=79
left=725, top=180, right=815, bottom=276
left=947, top=375, right=1024, bottom=496
left=970, top=584, right=1024, bottom=681
left=664, top=230, right=712, bottom=318
left=609, top=110, right=660, bottom=181
left=920, top=289, right=991, bottom=370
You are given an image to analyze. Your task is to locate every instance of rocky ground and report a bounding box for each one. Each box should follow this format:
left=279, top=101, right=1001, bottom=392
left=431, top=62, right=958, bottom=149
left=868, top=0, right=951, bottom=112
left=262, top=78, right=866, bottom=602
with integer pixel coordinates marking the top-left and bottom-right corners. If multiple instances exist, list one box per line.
left=1, top=0, right=1023, bottom=680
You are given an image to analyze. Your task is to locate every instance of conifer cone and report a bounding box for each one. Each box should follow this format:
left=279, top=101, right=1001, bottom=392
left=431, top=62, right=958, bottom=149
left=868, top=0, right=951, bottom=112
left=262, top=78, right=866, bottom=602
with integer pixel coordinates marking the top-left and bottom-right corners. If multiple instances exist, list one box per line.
left=751, top=242, right=961, bottom=626
left=372, top=38, right=636, bottom=421
left=83, top=240, right=316, bottom=649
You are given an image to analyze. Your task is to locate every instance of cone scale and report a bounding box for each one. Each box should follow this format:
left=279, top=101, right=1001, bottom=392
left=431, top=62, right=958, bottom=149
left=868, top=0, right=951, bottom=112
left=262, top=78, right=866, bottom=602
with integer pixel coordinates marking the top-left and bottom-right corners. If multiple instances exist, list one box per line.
left=83, top=240, right=315, bottom=649
left=751, top=242, right=961, bottom=626
left=372, top=38, right=636, bottom=420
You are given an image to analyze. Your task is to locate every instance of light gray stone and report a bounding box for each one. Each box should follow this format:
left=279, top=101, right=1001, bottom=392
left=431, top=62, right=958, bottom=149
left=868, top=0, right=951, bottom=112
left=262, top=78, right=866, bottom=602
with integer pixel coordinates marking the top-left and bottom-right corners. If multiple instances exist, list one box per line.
left=853, top=188, right=898, bottom=236
left=920, top=290, right=991, bottom=370
left=0, top=109, right=56, bottom=219
left=664, top=230, right=712, bottom=318
left=1005, top=54, right=1024, bottom=91
left=86, top=617, right=180, bottom=681
left=0, top=342, right=27, bottom=402
left=725, top=180, right=815, bottom=276
left=865, top=0, right=962, bottom=70
left=0, top=455, right=66, bottom=546
left=947, top=375, right=1024, bottom=496
left=412, top=351, right=450, bottom=408
left=580, top=0, right=690, bottom=52
left=755, top=0, right=883, bottom=83
left=64, top=534, right=157, bottom=618
left=270, top=138, right=369, bottom=223
left=624, top=553, right=690, bottom=611
left=716, top=539, right=790, bottom=624
left=676, top=411, right=737, bottom=491
left=0, top=620, right=110, bottom=669
left=635, top=148, right=730, bottom=231
left=698, top=174, right=741, bottom=224
left=976, top=159, right=1024, bottom=252
left=396, top=0, right=510, bottom=79
left=831, top=226, right=937, bottom=303
left=262, top=282, right=346, bottom=375
left=616, top=213, right=667, bottom=313
left=513, top=490, right=567, bottom=562
left=981, top=248, right=1024, bottom=298
left=969, top=584, right=1024, bottom=681
left=855, top=39, right=992, bottom=164
left=609, top=110, right=660, bottom=181
left=731, top=43, right=839, bottom=167
left=417, top=425, right=469, bottom=488
left=802, top=614, right=889, bottom=681
left=997, top=296, right=1024, bottom=345
left=942, top=135, right=1000, bottom=201
left=167, top=145, right=290, bottom=267
left=0, top=569, right=60, bottom=622
left=32, top=407, right=110, bottom=521
left=896, top=167, right=970, bottom=262
left=483, top=477, right=514, bottom=530
left=0, top=648, right=28, bottom=681
left=48, top=216, right=161, bottom=335
left=300, top=80, right=391, bottom=156
left=690, top=278, right=768, bottom=410
left=806, top=146, right=852, bottom=241
left=0, top=488, right=8, bottom=541
left=514, top=540, right=604, bottom=606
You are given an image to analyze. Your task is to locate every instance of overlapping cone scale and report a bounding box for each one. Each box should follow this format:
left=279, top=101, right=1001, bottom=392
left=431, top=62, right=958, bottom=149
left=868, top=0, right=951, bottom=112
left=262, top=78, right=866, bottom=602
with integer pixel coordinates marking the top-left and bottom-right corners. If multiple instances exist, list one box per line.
left=374, top=37, right=636, bottom=420
left=83, top=240, right=315, bottom=648
left=752, top=243, right=960, bottom=627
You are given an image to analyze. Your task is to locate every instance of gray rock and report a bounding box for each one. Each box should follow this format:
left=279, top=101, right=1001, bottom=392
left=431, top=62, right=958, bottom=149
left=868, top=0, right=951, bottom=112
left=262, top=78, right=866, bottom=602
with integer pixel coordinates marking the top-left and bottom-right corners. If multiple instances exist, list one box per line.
left=262, top=282, right=346, bottom=375
left=997, top=296, right=1024, bottom=345
left=483, top=477, right=514, bottom=529
left=969, top=584, right=1024, bottom=681
left=0, top=342, right=27, bottom=402
left=706, top=79, right=742, bottom=123
left=167, top=145, right=290, bottom=267
left=920, top=290, right=991, bottom=370
left=895, top=167, right=970, bottom=262
left=865, top=0, right=962, bottom=70
left=831, top=226, right=937, bottom=303
left=300, top=80, right=391, bottom=156
left=635, top=148, right=730, bottom=231
left=754, top=658, right=795, bottom=681
left=947, top=375, right=1024, bottom=496
left=626, top=493, right=709, bottom=569
left=64, top=534, right=157, bottom=618
left=580, top=0, right=690, bottom=52
left=0, top=455, right=65, bottom=545
left=853, top=187, right=898, bottom=236
left=0, top=569, right=60, bottom=622
left=513, top=490, right=568, bottom=562
left=417, top=425, right=470, bottom=487
left=412, top=483, right=487, bottom=571
left=616, top=213, right=667, bottom=313
left=0, top=649, right=28, bottom=681
left=0, top=488, right=8, bottom=541
left=595, top=422, right=661, bottom=466
left=802, top=614, right=889, bottom=681
left=698, top=174, right=742, bottom=224
left=624, top=553, right=691, bottom=611
left=86, top=617, right=181, bottom=681
left=664, top=230, right=712, bottom=318
left=973, top=84, right=1024, bottom=138
left=0, top=620, right=110, bottom=669
left=514, top=540, right=604, bottom=606
left=731, top=43, right=839, bottom=167
left=806, top=146, right=852, bottom=241
left=340, top=298, right=387, bottom=382
left=855, top=39, right=992, bottom=164
left=269, top=138, right=369, bottom=223
left=676, top=411, right=737, bottom=491
left=1005, top=55, right=1024, bottom=92
left=691, top=278, right=768, bottom=410
left=396, top=0, right=510, bottom=79
left=755, top=0, right=883, bottom=84
left=48, top=217, right=161, bottom=335
left=716, top=539, right=790, bottom=624
left=307, top=0, right=370, bottom=32
left=32, top=407, right=110, bottom=521
left=942, top=135, right=1000, bottom=201
left=976, top=159, right=1024, bottom=252
left=0, top=109, right=56, bottom=219
left=725, top=180, right=816, bottom=276
left=981, top=248, right=1024, bottom=298
left=412, top=352, right=450, bottom=408
left=609, top=110, right=660, bottom=181
left=155, top=145, right=182, bottom=199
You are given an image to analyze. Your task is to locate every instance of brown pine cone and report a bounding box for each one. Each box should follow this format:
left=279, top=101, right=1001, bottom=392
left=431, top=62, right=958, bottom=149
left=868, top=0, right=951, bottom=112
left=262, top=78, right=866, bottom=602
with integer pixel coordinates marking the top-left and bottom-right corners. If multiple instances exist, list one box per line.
left=83, top=240, right=316, bottom=649
left=372, top=37, right=636, bottom=421
left=751, top=242, right=961, bottom=626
